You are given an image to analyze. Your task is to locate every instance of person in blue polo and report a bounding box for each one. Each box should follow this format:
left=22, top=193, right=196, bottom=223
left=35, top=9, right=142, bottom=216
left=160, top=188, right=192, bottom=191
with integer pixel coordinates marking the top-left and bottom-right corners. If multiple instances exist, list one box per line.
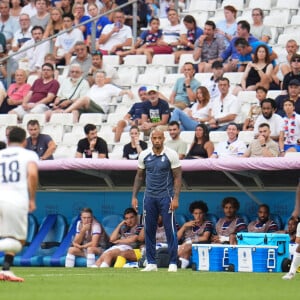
left=132, top=128, right=182, bottom=272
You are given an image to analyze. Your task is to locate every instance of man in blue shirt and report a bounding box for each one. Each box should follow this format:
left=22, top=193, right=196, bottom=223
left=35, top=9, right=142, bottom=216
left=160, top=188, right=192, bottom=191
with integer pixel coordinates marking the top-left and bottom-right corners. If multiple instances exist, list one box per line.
left=140, top=86, right=170, bottom=136
left=132, top=128, right=182, bottom=272
left=234, top=37, right=277, bottom=67
left=219, top=20, right=258, bottom=72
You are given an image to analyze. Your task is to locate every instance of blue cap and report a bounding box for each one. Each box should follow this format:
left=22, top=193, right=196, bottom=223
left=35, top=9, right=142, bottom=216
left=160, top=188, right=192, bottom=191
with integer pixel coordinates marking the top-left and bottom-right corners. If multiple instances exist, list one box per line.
left=138, top=86, right=147, bottom=93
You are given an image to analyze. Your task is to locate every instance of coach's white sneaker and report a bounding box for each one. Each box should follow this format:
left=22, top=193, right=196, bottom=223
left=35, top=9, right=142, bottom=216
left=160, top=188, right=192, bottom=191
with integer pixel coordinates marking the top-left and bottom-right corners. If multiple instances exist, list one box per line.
left=141, top=264, right=158, bottom=272
left=282, top=272, right=295, bottom=280
left=168, top=264, right=177, bottom=272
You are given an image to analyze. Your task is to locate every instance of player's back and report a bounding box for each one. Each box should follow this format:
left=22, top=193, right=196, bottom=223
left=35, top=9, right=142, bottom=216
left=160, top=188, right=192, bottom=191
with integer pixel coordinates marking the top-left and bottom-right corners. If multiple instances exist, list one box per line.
left=0, top=146, right=38, bottom=207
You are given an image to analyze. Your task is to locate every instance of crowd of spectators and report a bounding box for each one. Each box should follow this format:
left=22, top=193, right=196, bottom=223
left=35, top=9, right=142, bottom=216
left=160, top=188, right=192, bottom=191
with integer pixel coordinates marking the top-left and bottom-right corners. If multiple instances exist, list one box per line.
left=0, top=0, right=300, bottom=160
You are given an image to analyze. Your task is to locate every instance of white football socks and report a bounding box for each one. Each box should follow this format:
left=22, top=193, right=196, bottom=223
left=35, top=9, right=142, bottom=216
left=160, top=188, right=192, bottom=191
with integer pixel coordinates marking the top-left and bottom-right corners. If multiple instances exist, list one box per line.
left=65, top=253, right=75, bottom=267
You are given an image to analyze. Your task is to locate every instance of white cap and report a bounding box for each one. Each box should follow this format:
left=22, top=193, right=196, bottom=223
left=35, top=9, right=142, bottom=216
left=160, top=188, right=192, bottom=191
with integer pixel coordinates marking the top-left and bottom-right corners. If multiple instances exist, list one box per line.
left=146, top=86, right=158, bottom=93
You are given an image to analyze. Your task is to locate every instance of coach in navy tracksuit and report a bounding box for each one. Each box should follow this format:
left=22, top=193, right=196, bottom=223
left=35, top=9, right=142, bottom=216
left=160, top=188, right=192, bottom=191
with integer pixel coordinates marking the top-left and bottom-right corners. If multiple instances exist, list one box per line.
left=132, top=128, right=182, bottom=272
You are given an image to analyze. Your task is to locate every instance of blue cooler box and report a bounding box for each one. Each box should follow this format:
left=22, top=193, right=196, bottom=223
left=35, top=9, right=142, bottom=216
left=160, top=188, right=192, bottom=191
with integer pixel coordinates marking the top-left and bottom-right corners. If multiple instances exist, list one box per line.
left=228, top=245, right=278, bottom=272
left=236, top=233, right=289, bottom=272
left=192, top=244, right=229, bottom=271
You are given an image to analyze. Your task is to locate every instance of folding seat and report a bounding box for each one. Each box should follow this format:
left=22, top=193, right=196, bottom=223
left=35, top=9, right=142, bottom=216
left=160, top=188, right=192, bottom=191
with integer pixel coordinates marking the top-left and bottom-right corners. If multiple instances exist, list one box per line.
left=14, top=214, right=67, bottom=266
left=164, top=73, right=184, bottom=85
left=27, top=74, right=39, bottom=86
left=290, top=15, right=300, bottom=25
left=101, top=214, right=123, bottom=236
left=264, top=9, right=290, bottom=29
left=209, top=131, right=227, bottom=146
left=42, top=123, right=64, bottom=144
left=152, top=54, right=177, bottom=74
left=247, top=0, right=272, bottom=12
left=5, top=214, right=38, bottom=266
left=277, top=33, right=300, bottom=47
left=180, top=131, right=195, bottom=144
left=178, top=53, right=199, bottom=72
left=185, top=0, right=217, bottom=15
left=117, top=65, right=139, bottom=87
left=276, top=0, right=299, bottom=15
left=144, top=64, right=166, bottom=84
left=175, top=214, right=187, bottom=227
left=221, top=0, right=244, bottom=11
left=0, top=114, right=18, bottom=126
left=102, top=55, right=120, bottom=68
left=137, top=72, right=164, bottom=85
left=61, top=132, right=83, bottom=146
left=123, top=54, right=147, bottom=66
left=49, top=113, right=74, bottom=132
left=194, top=72, right=212, bottom=84
left=237, top=131, right=255, bottom=146
left=43, top=215, right=80, bottom=266
left=53, top=144, right=77, bottom=159
left=224, top=72, right=243, bottom=86
left=22, top=113, right=46, bottom=127
left=78, top=113, right=104, bottom=126
left=206, top=213, right=219, bottom=227
left=283, top=24, right=300, bottom=35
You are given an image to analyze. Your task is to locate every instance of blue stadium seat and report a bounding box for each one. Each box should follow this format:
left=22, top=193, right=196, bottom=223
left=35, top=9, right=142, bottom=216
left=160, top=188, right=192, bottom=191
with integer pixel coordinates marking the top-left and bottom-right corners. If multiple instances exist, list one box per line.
left=0, top=214, right=38, bottom=265
left=206, top=213, right=219, bottom=226
left=43, top=215, right=80, bottom=266
left=14, top=214, right=67, bottom=266
left=175, top=214, right=187, bottom=227
left=270, top=214, right=283, bottom=230
left=238, top=213, right=250, bottom=225
left=102, top=214, right=123, bottom=236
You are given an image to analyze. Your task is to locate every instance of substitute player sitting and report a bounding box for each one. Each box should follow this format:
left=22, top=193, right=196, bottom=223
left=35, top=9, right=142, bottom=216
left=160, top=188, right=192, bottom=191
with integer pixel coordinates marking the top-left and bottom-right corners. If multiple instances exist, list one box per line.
left=65, top=207, right=109, bottom=268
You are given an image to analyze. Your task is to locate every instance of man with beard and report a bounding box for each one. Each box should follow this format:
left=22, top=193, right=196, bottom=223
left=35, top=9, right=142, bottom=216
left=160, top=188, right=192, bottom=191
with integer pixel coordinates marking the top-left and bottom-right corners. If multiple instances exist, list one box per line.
left=165, top=121, right=187, bottom=160
left=140, top=86, right=170, bottom=137
left=253, top=98, right=284, bottom=141
left=275, top=79, right=300, bottom=117
left=247, top=204, right=278, bottom=232
left=13, top=25, right=50, bottom=74
left=244, top=123, right=279, bottom=157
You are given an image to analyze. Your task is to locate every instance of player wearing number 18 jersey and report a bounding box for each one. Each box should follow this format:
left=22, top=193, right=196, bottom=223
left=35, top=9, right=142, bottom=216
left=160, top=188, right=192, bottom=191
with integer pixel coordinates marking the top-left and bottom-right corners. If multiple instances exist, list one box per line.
left=0, top=127, right=39, bottom=282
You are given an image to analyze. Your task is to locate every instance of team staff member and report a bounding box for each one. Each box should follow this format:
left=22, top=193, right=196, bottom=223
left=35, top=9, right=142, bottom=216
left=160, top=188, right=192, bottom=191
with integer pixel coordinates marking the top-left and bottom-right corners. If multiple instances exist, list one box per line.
left=132, top=128, right=182, bottom=272
left=0, top=127, right=39, bottom=282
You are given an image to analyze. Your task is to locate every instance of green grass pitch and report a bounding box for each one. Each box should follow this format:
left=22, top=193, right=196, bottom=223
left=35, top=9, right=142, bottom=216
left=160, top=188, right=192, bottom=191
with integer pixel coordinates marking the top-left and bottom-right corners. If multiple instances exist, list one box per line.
left=0, top=268, right=298, bottom=300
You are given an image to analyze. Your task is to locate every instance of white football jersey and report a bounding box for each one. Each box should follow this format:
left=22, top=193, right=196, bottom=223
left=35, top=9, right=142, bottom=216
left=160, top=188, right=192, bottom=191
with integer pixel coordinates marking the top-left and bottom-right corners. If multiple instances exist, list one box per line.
left=0, top=146, right=38, bottom=208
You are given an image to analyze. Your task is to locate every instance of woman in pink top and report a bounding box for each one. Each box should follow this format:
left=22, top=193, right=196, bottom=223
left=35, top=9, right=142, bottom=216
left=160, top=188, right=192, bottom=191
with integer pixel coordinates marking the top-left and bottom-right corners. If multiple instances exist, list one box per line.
left=0, top=69, right=31, bottom=113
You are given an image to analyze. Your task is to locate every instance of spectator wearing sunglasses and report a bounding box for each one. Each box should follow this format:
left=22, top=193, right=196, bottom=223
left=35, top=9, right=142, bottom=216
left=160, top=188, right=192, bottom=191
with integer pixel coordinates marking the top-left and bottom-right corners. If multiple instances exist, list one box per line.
left=282, top=53, right=300, bottom=91
left=207, top=77, right=241, bottom=131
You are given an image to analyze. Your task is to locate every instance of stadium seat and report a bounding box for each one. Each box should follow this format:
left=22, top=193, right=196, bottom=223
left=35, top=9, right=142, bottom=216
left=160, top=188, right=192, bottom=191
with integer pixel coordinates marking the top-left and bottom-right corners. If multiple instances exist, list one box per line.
left=277, top=33, right=300, bottom=46
left=49, top=113, right=74, bottom=132
left=221, top=0, right=244, bottom=11
left=6, top=214, right=38, bottom=266
left=248, top=0, right=272, bottom=12
left=14, top=214, right=67, bottom=266
left=43, top=215, right=80, bottom=266
left=108, top=144, right=124, bottom=159
left=102, top=214, right=123, bottom=236
left=0, top=114, right=18, bottom=126
left=290, top=15, right=300, bottom=25
left=175, top=214, right=187, bottom=227
left=123, top=55, right=147, bottom=66
left=137, top=73, right=162, bottom=86
left=265, top=9, right=291, bottom=29
left=276, top=0, right=299, bottom=13
left=152, top=54, right=177, bottom=73
left=61, top=132, right=83, bottom=146
left=206, top=213, right=219, bottom=226
left=194, top=72, right=212, bottom=84
left=180, top=131, right=195, bottom=144
left=164, top=73, right=184, bottom=85
left=143, top=65, right=166, bottom=84
left=238, top=131, right=255, bottom=145
left=27, top=74, right=39, bottom=85
left=224, top=72, right=243, bottom=86
left=270, top=214, right=284, bottom=230
left=117, top=65, right=139, bottom=87
left=102, top=55, right=120, bottom=67
left=42, top=123, right=64, bottom=144
left=78, top=113, right=104, bottom=126
left=209, top=131, right=227, bottom=145
left=238, top=213, right=250, bottom=225
left=53, top=144, right=77, bottom=159
left=185, top=0, right=217, bottom=14
left=22, top=113, right=46, bottom=126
